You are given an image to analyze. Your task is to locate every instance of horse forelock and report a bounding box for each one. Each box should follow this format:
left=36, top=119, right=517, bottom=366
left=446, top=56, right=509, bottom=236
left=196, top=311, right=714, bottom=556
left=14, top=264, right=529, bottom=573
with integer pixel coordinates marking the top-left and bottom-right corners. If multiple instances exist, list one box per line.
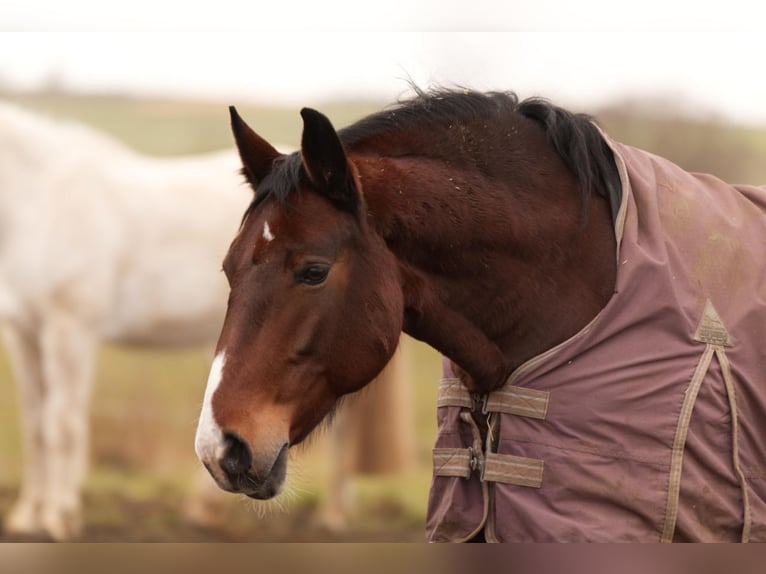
left=240, top=152, right=304, bottom=226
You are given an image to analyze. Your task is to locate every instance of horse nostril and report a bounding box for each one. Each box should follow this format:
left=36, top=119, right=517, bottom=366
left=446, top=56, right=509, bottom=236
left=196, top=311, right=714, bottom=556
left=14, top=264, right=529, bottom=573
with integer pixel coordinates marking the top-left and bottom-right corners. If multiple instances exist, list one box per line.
left=220, top=432, right=253, bottom=478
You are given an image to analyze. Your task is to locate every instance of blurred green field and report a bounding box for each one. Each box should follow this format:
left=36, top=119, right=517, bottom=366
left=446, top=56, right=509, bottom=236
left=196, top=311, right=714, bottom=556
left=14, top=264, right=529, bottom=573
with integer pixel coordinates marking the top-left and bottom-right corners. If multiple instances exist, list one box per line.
left=0, top=91, right=385, bottom=154
left=598, top=105, right=766, bottom=184
left=1, top=89, right=765, bottom=541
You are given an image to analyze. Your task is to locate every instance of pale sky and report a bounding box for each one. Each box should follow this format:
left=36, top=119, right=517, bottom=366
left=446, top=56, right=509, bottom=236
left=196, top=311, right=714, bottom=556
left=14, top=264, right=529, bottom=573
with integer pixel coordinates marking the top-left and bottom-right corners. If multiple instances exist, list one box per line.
left=1, top=1, right=765, bottom=124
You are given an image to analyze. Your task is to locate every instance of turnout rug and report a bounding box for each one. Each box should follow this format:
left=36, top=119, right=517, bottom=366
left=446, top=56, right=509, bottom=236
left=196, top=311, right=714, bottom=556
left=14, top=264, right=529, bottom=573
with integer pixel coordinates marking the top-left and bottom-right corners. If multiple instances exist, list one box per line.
left=426, top=135, right=766, bottom=542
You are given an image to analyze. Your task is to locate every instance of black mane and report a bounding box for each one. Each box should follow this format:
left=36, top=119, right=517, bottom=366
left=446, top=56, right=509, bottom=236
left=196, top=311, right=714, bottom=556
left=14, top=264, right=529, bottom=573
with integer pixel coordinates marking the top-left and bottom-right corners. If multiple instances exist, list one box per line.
left=339, top=88, right=520, bottom=146
left=516, top=95, right=622, bottom=221
left=243, top=88, right=621, bottom=223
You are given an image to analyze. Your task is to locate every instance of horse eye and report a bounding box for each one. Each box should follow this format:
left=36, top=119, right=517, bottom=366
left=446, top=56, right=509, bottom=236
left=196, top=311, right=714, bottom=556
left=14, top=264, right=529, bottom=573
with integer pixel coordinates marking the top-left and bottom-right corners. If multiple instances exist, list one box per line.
left=296, top=264, right=330, bottom=286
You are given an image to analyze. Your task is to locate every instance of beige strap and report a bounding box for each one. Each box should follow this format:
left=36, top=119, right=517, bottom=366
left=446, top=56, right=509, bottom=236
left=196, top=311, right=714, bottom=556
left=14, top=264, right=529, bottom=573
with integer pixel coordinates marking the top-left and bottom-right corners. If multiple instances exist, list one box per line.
left=485, top=386, right=550, bottom=419
left=482, top=452, right=544, bottom=488
left=432, top=448, right=474, bottom=479
left=660, top=344, right=714, bottom=542
left=716, top=346, right=751, bottom=543
left=437, top=377, right=550, bottom=419
left=436, top=378, right=474, bottom=409
left=434, top=448, right=544, bottom=488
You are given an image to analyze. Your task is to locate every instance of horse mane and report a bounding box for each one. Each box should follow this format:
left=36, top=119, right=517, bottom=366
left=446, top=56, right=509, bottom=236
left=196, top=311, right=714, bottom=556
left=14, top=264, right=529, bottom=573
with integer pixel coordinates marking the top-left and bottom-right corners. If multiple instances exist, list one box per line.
left=338, top=87, right=520, bottom=146
left=515, top=96, right=622, bottom=221
left=243, top=88, right=622, bottom=222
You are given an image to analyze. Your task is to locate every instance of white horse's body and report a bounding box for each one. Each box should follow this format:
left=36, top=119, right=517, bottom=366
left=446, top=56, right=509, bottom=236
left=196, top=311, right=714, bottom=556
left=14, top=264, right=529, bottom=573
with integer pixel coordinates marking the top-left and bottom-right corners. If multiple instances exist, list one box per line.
left=0, top=102, right=248, bottom=539
left=0, top=109, right=243, bottom=345
left=0, top=102, right=414, bottom=540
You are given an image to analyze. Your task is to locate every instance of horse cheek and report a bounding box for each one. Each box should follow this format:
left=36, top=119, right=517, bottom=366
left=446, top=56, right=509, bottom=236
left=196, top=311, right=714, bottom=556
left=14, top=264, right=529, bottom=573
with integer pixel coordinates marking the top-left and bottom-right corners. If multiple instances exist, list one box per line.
left=363, top=276, right=404, bottom=387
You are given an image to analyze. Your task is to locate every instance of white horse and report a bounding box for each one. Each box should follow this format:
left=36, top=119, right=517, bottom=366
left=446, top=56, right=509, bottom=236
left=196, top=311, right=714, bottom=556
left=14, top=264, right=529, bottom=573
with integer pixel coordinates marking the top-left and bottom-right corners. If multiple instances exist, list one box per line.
left=0, top=102, right=414, bottom=540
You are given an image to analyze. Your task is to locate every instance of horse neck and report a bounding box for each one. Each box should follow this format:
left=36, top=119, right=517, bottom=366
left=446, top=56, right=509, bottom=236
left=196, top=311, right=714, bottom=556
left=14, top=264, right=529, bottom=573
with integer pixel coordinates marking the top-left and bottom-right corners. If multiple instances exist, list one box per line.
left=351, top=131, right=617, bottom=392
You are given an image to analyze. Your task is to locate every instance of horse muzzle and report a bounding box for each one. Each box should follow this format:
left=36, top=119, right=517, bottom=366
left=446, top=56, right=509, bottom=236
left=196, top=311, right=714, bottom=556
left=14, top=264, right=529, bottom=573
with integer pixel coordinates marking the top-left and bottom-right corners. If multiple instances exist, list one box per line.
left=202, top=432, right=289, bottom=499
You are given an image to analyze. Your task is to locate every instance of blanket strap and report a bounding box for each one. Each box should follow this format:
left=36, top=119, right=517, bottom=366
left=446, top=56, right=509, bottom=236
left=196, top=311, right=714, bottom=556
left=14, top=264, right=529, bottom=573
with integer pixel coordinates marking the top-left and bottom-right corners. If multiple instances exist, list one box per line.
left=437, top=377, right=550, bottom=419
left=716, top=346, right=752, bottom=543
left=432, top=448, right=477, bottom=479
left=663, top=299, right=749, bottom=542
left=660, top=344, right=714, bottom=542
left=433, top=448, right=544, bottom=488
left=435, top=377, right=547, bottom=487
left=483, top=452, right=544, bottom=488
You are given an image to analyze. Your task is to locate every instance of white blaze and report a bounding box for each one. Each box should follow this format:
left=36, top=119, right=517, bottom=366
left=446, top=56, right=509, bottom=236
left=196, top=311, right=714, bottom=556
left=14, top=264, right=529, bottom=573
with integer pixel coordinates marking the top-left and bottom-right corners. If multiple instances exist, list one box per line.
left=195, top=351, right=226, bottom=464
left=262, top=221, right=274, bottom=242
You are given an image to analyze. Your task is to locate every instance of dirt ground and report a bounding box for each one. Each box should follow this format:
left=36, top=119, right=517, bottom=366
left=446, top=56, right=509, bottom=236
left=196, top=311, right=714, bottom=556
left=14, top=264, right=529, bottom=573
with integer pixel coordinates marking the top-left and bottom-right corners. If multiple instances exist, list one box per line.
left=0, top=487, right=426, bottom=543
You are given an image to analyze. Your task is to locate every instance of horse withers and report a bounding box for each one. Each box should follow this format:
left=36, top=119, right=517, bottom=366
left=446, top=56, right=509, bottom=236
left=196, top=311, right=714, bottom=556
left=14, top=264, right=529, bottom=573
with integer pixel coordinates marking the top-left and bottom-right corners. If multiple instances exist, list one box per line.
left=197, top=89, right=766, bottom=541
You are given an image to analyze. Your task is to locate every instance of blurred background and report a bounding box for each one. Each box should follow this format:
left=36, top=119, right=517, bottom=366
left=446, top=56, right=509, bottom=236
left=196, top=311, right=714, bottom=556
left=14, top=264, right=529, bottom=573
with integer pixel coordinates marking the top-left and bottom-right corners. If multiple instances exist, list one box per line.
left=1, top=3, right=766, bottom=542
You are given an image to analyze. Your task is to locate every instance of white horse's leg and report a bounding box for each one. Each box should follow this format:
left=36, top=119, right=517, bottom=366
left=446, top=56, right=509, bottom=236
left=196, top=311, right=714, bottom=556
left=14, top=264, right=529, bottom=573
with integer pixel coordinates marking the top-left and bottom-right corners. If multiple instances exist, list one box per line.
left=37, top=312, right=97, bottom=541
left=2, top=324, right=47, bottom=537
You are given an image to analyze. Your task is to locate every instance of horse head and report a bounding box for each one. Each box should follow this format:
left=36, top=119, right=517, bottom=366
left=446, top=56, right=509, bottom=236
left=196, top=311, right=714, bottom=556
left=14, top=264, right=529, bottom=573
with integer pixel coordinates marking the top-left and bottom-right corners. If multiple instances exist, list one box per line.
left=194, top=108, right=403, bottom=498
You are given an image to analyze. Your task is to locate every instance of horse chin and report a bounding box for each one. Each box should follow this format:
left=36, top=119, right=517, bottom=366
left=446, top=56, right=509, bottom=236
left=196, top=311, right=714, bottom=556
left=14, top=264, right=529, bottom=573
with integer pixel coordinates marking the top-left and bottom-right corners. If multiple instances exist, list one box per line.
left=243, top=480, right=284, bottom=500
left=222, top=442, right=289, bottom=500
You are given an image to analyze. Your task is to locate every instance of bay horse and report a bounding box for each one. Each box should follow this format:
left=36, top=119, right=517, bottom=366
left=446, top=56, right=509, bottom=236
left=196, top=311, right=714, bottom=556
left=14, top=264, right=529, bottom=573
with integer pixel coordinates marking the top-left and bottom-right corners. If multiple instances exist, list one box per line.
left=197, top=88, right=766, bottom=541
left=0, top=102, right=413, bottom=540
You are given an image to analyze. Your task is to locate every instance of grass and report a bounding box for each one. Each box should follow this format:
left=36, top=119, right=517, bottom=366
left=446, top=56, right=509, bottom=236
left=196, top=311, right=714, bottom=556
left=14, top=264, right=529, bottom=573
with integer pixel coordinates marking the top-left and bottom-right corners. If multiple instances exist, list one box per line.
left=0, top=353, right=20, bottom=483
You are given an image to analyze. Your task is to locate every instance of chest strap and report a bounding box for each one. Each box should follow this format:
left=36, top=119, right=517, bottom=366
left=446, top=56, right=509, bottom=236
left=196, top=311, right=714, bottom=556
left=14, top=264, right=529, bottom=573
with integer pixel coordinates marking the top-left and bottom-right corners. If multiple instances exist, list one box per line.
left=437, top=377, right=550, bottom=419
left=433, top=448, right=544, bottom=488
left=435, top=377, right=548, bottom=488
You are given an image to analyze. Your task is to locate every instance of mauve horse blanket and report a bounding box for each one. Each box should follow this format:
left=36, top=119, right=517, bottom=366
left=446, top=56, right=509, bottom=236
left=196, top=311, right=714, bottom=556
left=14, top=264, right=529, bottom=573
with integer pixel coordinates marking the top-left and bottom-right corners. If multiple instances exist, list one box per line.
left=426, top=137, right=766, bottom=542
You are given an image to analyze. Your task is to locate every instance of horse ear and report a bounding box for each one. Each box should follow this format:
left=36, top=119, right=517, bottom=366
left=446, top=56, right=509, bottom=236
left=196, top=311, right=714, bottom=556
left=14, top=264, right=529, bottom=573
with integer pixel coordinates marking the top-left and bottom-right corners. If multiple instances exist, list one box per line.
left=229, top=106, right=281, bottom=188
left=300, top=108, right=357, bottom=210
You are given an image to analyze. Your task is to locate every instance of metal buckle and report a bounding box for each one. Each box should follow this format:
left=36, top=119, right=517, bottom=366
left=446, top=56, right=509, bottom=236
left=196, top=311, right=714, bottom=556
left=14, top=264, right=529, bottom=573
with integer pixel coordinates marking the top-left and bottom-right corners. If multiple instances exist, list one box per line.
left=471, top=393, right=490, bottom=415
left=468, top=446, right=478, bottom=471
